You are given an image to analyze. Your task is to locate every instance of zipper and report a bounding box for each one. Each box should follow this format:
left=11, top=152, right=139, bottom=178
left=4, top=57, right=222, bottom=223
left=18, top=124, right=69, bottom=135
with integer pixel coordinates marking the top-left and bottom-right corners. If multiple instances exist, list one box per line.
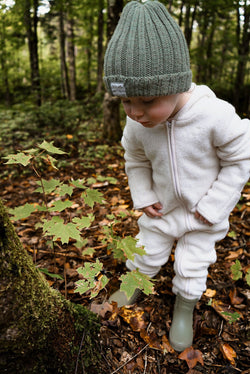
left=167, top=120, right=182, bottom=202
left=167, top=120, right=193, bottom=280
left=167, top=121, right=191, bottom=230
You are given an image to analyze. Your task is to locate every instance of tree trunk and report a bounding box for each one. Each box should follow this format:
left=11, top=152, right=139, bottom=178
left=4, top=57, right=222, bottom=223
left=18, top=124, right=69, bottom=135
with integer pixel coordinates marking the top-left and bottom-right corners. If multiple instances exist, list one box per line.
left=96, top=0, right=104, bottom=93
left=184, top=1, right=198, bottom=48
left=59, top=0, right=70, bottom=99
left=23, top=0, right=41, bottom=106
left=0, top=15, right=11, bottom=106
left=103, top=0, right=123, bottom=142
left=67, top=15, right=77, bottom=101
left=103, top=92, right=122, bottom=141
left=0, top=198, right=102, bottom=374
left=234, top=0, right=250, bottom=113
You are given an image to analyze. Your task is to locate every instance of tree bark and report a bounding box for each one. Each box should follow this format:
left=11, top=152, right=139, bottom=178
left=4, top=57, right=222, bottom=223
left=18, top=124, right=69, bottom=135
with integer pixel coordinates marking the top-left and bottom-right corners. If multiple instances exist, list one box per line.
left=103, top=92, right=122, bottom=141
left=67, top=14, right=77, bottom=101
left=0, top=198, right=101, bottom=374
left=96, top=0, right=104, bottom=93
left=59, top=0, right=70, bottom=99
left=23, top=0, right=41, bottom=106
left=0, top=15, right=11, bottom=105
left=234, top=0, right=250, bottom=113
left=103, top=0, right=123, bottom=143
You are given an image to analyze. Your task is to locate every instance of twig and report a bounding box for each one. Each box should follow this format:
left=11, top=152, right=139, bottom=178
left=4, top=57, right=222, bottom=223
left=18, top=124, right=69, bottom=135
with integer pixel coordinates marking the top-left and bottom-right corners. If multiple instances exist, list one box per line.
left=75, top=330, right=86, bottom=374
left=110, top=344, right=149, bottom=374
left=218, top=320, right=224, bottom=336
left=143, top=347, right=148, bottom=374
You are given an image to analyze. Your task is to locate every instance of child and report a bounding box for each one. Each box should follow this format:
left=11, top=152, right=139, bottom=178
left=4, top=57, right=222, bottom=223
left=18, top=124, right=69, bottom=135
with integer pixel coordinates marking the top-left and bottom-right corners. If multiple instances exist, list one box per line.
left=103, top=0, right=250, bottom=352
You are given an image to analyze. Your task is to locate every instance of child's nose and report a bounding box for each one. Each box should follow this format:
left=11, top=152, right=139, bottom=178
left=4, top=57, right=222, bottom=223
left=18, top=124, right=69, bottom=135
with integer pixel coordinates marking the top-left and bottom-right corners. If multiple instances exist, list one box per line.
left=131, top=104, right=144, bottom=120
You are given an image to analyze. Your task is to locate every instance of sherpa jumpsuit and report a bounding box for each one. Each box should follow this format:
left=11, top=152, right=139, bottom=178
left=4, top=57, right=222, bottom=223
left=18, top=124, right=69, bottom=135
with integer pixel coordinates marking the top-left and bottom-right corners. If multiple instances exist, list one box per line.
left=122, top=84, right=250, bottom=300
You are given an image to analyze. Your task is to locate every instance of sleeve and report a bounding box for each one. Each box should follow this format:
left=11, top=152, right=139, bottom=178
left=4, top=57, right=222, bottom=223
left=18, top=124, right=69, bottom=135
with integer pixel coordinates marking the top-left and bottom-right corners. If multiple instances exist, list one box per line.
left=121, top=119, right=159, bottom=210
left=197, top=112, right=250, bottom=224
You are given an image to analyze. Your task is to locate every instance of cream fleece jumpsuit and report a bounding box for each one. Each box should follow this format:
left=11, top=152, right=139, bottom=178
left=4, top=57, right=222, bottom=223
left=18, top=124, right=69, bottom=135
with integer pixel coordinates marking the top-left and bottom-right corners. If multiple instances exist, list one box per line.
left=122, top=84, right=250, bottom=300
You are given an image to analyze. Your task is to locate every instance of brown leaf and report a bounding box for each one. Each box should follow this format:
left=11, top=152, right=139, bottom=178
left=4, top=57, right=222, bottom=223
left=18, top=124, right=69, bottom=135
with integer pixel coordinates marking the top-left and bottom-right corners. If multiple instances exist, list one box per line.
left=219, top=342, right=237, bottom=366
left=90, top=301, right=113, bottom=318
left=179, top=347, right=204, bottom=369
left=119, top=307, right=147, bottom=331
left=140, top=329, right=162, bottom=350
left=225, top=248, right=243, bottom=261
left=161, top=334, right=175, bottom=353
left=211, top=299, right=243, bottom=322
left=229, top=288, right=244, bottom=305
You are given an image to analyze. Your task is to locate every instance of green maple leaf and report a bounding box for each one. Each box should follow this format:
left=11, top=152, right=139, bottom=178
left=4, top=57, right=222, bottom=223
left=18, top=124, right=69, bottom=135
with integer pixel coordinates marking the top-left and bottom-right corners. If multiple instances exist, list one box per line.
left=82, top=188, right=104, bottom=208
left=35, top=179, right=61, bottom=194
left=119, top=269, right=154, bottom=299
left=116, top=236, right=146, bottom=261
left=48, top=200, right=73, bottom=212
left=42, top=216, right=81, bottom=244
left=75, top=259, right=109, bottom=298
left=4, top=153, right=32, bottom=166
left=72, top=214, right=95, bottom=229
left=57, top=184, right=74, bottom=197
left=8, top=203, right=37, bottom=220
left=39, top=140, right=66, bottom=155
left=70, top=179, right=86, bottom=189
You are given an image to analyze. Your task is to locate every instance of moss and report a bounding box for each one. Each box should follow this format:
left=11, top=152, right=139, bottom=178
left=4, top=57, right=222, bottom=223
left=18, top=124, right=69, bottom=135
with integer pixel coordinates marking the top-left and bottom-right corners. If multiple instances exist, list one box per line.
left=0, top=199, right=102, bottom=374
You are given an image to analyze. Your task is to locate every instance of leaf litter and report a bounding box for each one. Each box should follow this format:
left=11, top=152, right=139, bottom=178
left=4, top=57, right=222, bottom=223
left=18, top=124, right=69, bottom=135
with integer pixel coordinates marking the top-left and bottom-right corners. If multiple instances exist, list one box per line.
left=0, top=140, right=249, bottom=373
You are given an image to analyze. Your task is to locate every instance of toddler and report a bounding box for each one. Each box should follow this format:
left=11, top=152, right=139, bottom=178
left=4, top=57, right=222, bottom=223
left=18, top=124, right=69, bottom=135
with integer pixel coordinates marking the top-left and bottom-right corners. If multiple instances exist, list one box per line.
left=103, top=0, right=250, bottom=351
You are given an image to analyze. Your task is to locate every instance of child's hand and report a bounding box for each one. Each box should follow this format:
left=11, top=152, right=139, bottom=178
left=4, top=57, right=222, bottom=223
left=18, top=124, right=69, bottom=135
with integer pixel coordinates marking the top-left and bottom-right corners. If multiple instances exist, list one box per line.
left=195, top=211, right=212, bottom=226
left=142, top=202, right=163, bottom=218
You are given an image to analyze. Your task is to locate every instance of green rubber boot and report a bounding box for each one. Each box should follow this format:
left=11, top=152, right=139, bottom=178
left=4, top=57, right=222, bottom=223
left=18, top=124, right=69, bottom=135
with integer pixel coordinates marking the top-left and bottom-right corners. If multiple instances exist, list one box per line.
left=169, top=294, right=198, bottom=352
left=109, top=288, right=141, bottom=307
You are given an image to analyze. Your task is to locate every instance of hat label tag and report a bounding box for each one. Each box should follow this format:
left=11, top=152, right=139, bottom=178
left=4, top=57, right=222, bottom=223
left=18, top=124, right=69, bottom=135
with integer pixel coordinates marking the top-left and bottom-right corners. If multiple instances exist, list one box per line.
left=111, top=82, right=127, bottom=97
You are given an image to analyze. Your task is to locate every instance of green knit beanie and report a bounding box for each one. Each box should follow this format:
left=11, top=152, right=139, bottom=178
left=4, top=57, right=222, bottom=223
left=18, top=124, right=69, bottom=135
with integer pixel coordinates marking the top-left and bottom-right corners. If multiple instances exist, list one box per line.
left=103, top=0, right=192, bottom=97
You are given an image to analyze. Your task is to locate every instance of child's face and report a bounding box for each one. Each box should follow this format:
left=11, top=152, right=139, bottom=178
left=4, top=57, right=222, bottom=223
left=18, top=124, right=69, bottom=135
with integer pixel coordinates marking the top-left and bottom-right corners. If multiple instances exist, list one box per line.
left=121, top=94, right=185, bottom=127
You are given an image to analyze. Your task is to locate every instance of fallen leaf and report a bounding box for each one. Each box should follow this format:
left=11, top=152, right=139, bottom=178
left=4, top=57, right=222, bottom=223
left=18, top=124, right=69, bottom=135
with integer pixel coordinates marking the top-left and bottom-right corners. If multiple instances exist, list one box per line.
left=204, top=288, right=216, bottom=298
left=211, top=299, right=243, bottom=322
left=219, top=342, right=237, bottom=366
left=178, top=347, right=204, bottom=369
left=119, top=307, right=147, bottom=331
left=140, top=329, right=162, bottom=350
left=229, top=288, right=244, bottom=305
left=90, top=301, right=113, bottom=318
left=161, top=334, right=174, bottom=353
left=225, top=248, right=243, bottom=261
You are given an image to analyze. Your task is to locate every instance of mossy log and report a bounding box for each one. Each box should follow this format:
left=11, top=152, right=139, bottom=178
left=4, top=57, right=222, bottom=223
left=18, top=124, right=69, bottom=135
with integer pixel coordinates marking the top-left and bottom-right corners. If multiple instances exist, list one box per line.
left=0, top=198, right=101, bottom=374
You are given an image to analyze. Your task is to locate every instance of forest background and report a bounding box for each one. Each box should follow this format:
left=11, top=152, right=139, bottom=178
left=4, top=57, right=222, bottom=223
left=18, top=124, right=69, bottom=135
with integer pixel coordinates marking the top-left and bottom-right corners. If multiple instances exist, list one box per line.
left=0, top=1, right=249, bottom=373
left=0, top=0, right=249, bottom=121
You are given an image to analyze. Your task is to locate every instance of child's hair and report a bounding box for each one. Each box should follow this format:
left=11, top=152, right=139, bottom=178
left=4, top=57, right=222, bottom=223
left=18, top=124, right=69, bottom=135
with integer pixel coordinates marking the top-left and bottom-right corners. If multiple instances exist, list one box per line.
left=103, top=0, right=192, bottom=98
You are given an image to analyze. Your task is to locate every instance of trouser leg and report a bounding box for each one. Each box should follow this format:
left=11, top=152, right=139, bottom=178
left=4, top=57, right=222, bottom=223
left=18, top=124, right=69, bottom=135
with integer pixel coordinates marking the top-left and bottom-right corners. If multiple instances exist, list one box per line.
left=172, top=218, right=229, bottom=299
left=126, top=213, right=176, bottom=277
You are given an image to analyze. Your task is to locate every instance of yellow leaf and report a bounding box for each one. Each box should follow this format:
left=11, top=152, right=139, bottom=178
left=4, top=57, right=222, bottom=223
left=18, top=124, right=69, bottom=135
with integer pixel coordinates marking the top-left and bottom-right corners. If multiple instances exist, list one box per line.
left=204, top=288, right=216, bottom=298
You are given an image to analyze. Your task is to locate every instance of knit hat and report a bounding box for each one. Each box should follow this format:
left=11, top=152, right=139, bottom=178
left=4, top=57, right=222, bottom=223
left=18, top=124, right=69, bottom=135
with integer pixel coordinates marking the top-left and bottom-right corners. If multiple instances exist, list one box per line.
left=103, top=0, right=192, bottom=97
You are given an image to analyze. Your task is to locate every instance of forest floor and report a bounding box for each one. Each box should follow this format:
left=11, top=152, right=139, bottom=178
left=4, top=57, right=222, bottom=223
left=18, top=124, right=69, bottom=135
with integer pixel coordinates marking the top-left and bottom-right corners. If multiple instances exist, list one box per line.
left=1, top=139, right=249, bottom=374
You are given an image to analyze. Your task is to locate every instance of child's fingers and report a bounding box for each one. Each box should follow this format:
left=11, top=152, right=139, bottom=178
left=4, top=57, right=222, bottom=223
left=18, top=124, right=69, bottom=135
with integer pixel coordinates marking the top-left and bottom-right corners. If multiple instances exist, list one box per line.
left=195, top=211, right=212, bottom=226
left=143, top=204, right=163, bottom=218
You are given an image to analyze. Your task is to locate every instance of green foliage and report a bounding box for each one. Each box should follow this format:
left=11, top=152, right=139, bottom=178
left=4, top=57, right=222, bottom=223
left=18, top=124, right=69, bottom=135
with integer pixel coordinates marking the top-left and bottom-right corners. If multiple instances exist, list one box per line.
left=221, top=311, right=241, bottom=325
left=3, top=140, right=153, bottom=300
left=231, top=259, right=242, bottom=281
left=75, top=259, right=109, bottom=298
left=231, top=259, right=250, bottom=286
left=120, top=269, right=155, bottom=299
left=38, top=267, right=64, bottom=280
left=4, top=141, right=101, bottom=249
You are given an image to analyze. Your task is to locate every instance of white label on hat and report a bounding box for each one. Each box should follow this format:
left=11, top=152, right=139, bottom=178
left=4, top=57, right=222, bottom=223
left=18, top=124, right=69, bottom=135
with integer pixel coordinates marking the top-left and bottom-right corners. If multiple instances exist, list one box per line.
left=110, top=82, right=127, bottom=97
